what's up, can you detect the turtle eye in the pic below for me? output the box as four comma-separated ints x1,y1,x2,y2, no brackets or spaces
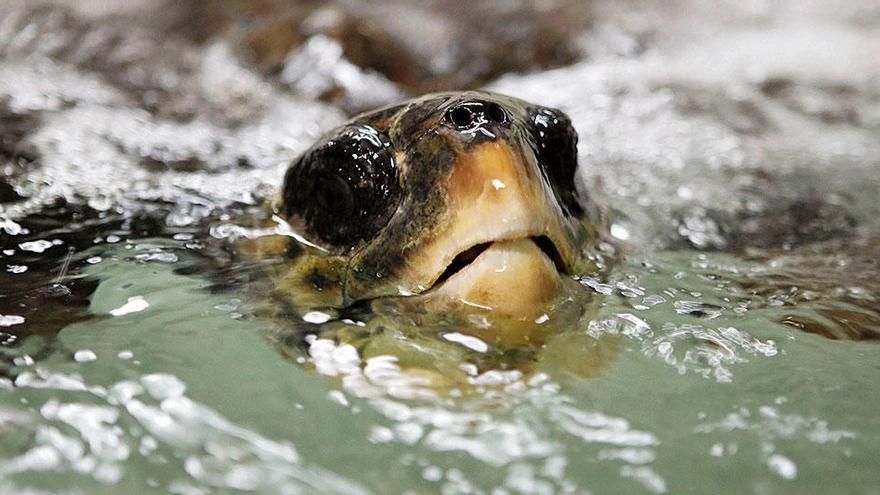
314,174,355,219
281,125,400,248
528,106,582,215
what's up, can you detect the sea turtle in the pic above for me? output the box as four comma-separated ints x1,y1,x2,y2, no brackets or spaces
249,91,618,380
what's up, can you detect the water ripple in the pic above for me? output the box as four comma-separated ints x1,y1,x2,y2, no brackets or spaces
8,367,369,494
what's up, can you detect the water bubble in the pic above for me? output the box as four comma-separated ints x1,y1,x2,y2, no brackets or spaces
367,426,394,443
0,217,23,235
141,374,186,401
18,239,56,253
74,350,97,362
13,354,34,367
578,276,614,295
327,390,349,407
441,332,489,353
422,465,443,482
767,454,797,479
610,223,631,240
134,252,179,263
308,339,360,376
0,331,17,345
673,300,723,319
303,311,332,324
620,466,667,494
0,314,25,327
109,296,149,316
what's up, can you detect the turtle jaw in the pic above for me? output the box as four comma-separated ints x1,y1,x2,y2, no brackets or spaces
419,236,565,313
430,234,566,289
384,235,585,348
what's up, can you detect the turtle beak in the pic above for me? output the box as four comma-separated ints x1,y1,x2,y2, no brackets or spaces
428,140,568,297
387,138,591,345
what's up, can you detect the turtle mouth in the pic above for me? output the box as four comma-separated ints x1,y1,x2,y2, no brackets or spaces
430,235,567,290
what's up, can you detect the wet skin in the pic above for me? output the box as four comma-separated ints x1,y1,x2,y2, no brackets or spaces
251,91,617,380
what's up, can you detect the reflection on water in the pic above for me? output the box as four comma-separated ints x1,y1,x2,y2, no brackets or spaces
2,0,880,494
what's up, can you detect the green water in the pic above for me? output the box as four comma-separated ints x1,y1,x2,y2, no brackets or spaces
2,238,878,494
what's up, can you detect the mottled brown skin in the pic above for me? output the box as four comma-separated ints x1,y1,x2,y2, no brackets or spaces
258,91,616,374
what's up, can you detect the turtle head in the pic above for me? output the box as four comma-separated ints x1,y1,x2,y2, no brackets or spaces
274,91,609,345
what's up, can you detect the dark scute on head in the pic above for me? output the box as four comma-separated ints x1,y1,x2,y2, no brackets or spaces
351,103,406,133
399,130,458,217
281,124,401,249
391,96,449,145
348,130,458,292
527,106,583,216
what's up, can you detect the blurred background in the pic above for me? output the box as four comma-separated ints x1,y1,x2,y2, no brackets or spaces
1,0,602,119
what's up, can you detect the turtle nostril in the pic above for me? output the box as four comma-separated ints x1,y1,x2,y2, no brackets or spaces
484,102,508,125
445,100,510,132
448,105,475,129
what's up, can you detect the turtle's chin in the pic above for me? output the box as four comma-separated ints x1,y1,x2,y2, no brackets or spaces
378,237,586,348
